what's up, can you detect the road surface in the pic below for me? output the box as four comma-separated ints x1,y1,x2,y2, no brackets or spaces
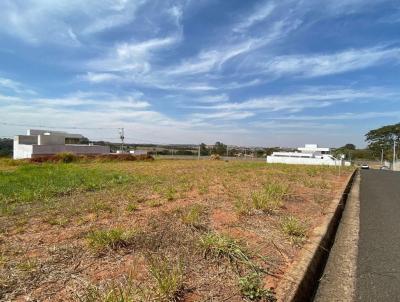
314,169,400,301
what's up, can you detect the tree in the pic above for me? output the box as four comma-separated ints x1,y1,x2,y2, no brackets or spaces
0,138,13,157
343,143,356,150
212,141,227,156
365,123,400,160
199,143,209,156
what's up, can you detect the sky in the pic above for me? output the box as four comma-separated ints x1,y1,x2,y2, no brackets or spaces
0,0,399,147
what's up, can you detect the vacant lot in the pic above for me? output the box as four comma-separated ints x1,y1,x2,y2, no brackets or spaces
0,159,352,301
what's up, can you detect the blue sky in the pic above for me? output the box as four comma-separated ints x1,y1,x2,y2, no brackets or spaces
0,0,399,147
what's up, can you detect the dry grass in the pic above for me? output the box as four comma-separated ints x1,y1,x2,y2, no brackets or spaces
0,158,353,301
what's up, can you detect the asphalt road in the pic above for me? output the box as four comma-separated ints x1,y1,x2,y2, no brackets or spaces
356,169,400,301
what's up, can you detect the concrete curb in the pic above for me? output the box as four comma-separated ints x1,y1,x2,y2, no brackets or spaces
276,169,358,302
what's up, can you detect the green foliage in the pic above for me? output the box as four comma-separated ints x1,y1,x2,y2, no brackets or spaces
56,152,78,163
199,143,209,156
86,228,136,250
212,141,227,156
0,138,13,157
239,273,276,301
148,256,184,301
0,163,129,205
365,123,400,160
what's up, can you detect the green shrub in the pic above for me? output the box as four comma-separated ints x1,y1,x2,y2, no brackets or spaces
56,152,78,163
239,273,276,301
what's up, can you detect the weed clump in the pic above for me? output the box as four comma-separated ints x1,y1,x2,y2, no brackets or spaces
199,232,250,265
281,216,307,238
180,204,206,229
252,182,288,213
239,273,276,301
126,202,138,212
86,228,136,251
148,256,184,301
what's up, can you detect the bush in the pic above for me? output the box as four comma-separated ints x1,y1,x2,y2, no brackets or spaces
56,152,78,163
239,273,276,301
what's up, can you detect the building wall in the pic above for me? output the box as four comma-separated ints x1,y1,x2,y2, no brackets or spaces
13,143,34,159
266,156,343,166
31,145,110,156
15,135,38,145
14,144,110,159
38,134,65,145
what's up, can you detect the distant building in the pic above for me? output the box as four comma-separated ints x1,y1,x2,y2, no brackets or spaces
267,144,351,166
129,150,148,155
13,129,110,159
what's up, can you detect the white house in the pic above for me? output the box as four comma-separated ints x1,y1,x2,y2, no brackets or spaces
13,129,110,159
267,144,350,166
129,150,148,155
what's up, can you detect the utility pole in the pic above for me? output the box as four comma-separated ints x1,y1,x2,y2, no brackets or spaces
393,139,396,170
381,148,384,165
198,144,200,160
119,128,125,153
226,145,229,158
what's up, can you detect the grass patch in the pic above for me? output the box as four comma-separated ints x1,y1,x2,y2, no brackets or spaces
239,273,276,301
0,163,130,205
281,216,307,239
180,204,206,229
86,228,137,251
148,256,184,301
164,187,177,201
126,202,139,212
82,278,141,302
251,182,288,213
199,232,251,265
234,196,252,216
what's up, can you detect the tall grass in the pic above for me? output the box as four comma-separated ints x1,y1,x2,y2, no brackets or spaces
252,182,288,213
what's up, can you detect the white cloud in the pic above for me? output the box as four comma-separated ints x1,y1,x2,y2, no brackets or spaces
271,111,400,121
0,77,36,95
233,2,275,32
191,111,254,120
261,46,400,78
88,36,180,73
199,88,391,112
80,72,123,83
0,0,147,45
